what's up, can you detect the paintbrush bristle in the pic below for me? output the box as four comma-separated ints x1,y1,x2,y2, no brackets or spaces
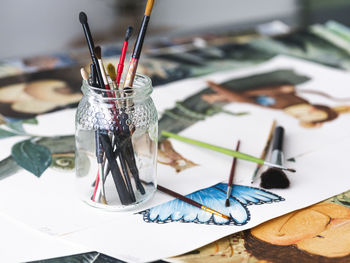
100,196,107,205
287,168,296,173
125,26,133,41
106,63,117,81
144,0,155,16
225,199,230,207
94,46,102,59
80,68,89,81
260,168,290,189
79,11,88,24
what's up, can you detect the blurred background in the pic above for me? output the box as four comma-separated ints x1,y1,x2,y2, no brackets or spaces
1,0,350,59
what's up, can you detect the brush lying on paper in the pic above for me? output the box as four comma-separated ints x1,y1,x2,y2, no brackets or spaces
161,131,296,173
78,0,155,206
251,120,276,184
225,140,240,207
153,182,230,220
260,126,291,189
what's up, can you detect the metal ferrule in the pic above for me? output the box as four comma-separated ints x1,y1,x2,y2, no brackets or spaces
270,149,284,166
226,186,232,201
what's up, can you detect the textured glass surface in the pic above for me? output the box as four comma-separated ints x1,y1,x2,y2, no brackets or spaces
75,75,158,211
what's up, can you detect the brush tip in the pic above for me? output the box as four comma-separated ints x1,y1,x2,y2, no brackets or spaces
106,63,116,80
79,11,88,24
94,46,101,59
125,26,133,41
225,199,230,207
287,168,296,173
100,196,107,205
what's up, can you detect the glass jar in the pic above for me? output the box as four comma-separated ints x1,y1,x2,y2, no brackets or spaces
75,74,158,211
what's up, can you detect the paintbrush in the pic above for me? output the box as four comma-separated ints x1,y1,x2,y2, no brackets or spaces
81,66,106,203
225,140,240,207
89,48,118,202
123,0,155,88
94,46,111,90
251,120,276,184
79,12,104,88
89,64,98,87
161,131,296,173
80,67,89,81
110,4,153,197
106,63,117,90
79,11,137,205
156,184,230,220
107,66,145,197
81,65,107,203
92,130,107,204
116,26,133,87
95,72,137,200
99,132,135,204
260,126,290,189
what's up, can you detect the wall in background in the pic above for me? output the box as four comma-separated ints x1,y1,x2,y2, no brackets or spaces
152,0,297,31
0,0,298,59
0,0,118,59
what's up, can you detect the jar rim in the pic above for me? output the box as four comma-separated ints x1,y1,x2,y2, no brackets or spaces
82,73,152,100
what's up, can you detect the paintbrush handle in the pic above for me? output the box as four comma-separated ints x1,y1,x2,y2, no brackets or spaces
272,126,284,151
99,133,134,205
228,140,240,187
124,57,138,88
251,120,276,184
79,20,104,88
157,185,201,209
161,131,296,172
161,131,264,165
123,2,152,89
132,16,150,59
116,41,128,85
157,184,229,220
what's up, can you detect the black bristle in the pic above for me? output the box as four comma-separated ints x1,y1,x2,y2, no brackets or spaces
225,199,230,207
260,168,290,189
79,11,88,24
125,26,134,41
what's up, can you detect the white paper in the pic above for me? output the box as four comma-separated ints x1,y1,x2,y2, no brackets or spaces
62,137,350,262
0,212,88,263
1,55,350,262
154,55,350,159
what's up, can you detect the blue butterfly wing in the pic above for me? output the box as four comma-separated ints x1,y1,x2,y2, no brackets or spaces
141,185,250,225
215,183,284,205
146,197,194,223
188,186,249,225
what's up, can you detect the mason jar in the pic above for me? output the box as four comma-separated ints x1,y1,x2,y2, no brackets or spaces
75,74,158,211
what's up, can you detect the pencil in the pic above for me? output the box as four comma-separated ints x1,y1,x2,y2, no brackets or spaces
157,184,230,220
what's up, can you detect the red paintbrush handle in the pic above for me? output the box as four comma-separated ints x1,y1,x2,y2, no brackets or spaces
116,41,128,85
